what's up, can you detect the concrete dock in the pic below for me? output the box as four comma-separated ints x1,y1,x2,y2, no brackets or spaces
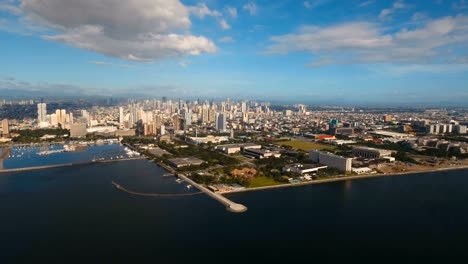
178,174,247,213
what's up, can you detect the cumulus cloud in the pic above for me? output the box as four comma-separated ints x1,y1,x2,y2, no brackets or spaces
266,15,468,66
226,6,237,18
219,19,230,30
243,2,257,15
17,0,217,61
379,0,407,20
188,3,221,19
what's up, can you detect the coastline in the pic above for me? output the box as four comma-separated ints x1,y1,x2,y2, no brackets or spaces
220,165,468,195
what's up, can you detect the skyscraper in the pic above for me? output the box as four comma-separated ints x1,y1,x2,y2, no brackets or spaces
216,113,226,132
119,107,124,126
1,119,9,137
37,103,47,123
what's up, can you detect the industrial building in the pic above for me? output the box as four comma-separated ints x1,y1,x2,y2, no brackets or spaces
310,150,352,172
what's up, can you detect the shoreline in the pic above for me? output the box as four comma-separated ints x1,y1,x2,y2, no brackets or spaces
220,165,468,195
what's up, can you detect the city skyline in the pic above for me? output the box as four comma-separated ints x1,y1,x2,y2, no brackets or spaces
0,0,467,105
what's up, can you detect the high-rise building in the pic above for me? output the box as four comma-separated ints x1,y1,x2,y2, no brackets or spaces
119,107,124,126
216,113,227,132
173,115,181,131
454,125,467,134
37,103,47,123
60,109,67,125
1,119,9,137
81,110,90,123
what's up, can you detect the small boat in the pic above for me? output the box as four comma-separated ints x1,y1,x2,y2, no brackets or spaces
186,184,192,189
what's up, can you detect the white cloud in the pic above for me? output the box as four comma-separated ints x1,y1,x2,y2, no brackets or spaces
17,0,217,61
179,60,189,67
188,3,221,19
243,2,257,16
266,15,468,66
0,3,22,15
359,0,375,7
226,6,237,18
219,36,234,43
379,0,407,20
303,0,330,9
90,61,134,68
411,12,427,21
219,19,230,30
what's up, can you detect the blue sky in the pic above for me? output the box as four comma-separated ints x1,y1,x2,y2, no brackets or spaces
0,0,467,105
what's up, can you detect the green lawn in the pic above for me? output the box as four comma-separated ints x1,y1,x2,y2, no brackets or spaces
249,176,282,188
277,140,337,151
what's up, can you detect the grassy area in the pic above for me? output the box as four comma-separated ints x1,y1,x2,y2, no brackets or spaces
248,176,282,188
277,140,337,152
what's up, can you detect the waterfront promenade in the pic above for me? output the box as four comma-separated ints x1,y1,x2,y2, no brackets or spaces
222,165,468,195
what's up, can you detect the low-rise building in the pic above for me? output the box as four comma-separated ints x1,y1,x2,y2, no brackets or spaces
352,147,393,159
215,143,261,154
243,148,281,159
282,163,328,174
188,135,229,144
167,157,205,168
70,123,87,137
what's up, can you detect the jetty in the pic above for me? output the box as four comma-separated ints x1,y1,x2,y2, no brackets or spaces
178,173,247,213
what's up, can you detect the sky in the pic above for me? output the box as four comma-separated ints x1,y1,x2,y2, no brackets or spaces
0,0,467,105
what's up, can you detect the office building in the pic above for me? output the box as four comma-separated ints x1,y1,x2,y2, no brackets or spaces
352,147,393,159
243,148,281,159
1,119,9,137
454,125,467,134
216,113,226,132
119,107,124,126
310,150,352,172
330,127,354,136
37,103,47,123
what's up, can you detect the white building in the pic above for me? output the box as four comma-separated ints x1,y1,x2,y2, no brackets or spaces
310,150,352,172
454,125,467,134
37,103,47,123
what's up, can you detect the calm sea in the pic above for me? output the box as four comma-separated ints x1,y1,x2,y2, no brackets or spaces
1,158,468,261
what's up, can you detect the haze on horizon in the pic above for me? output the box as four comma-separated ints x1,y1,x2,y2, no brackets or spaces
0,0,467,105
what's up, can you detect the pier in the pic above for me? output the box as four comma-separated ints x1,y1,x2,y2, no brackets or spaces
178,173,248,213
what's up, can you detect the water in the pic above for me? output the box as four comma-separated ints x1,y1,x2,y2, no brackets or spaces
1,159,468,261
0,144,131,169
